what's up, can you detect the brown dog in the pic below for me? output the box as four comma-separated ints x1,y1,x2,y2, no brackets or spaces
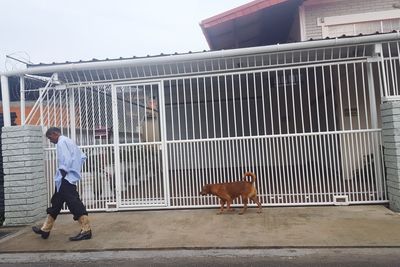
200,172,262,215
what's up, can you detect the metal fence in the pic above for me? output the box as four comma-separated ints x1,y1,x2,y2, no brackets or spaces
22,41,392,211
380,41,400,100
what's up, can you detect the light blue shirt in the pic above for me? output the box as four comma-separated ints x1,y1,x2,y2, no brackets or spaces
55,136,87,192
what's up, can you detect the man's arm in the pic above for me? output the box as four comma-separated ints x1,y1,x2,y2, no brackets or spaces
57,139,73,177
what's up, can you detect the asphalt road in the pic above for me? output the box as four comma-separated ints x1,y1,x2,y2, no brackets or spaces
1,248,400,267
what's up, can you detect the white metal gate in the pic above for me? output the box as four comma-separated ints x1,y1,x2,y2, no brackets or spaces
22,41,394,211
38,82,168,210
164,60,386,207
112,82,167,208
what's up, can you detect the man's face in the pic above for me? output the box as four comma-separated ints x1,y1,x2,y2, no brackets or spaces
46,132,60,144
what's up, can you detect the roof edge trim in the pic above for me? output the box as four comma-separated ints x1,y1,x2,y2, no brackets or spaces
2,32,400,77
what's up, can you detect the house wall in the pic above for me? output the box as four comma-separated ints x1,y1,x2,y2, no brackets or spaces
302,0,397,40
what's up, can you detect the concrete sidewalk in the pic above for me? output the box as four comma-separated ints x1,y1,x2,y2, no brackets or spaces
0,205,400,253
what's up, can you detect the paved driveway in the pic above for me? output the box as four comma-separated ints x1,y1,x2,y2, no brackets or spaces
0,205,400,253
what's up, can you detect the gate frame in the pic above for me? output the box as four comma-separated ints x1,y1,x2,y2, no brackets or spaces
111,80,170,209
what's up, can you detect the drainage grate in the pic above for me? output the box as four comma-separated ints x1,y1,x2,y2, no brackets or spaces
333,195,349,206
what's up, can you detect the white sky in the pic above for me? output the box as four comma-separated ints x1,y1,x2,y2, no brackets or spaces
0,0,250,73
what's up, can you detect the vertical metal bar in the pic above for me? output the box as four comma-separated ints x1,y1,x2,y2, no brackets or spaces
358,131,367,201
300,135,308,203
361,65,372,200
175,82,183,206
217,76,225,182
111,84,122,208
137,85,142,143
203,77,209,139
88,87,94,145
320,66,328,202
188,78,195,140
314,66,325,202
307,134,315,203
276,71,282,134
371,132,380,200
136,85,146,201
209,77,216,139
232,75,238,137
379,133,387,200
366,61,382,200
121,87,127,144
1,75,11,126
182,79,189,141
329,65,340,196
287,135,294,203
253,73,259,135
375,44,389,98
93,146,99,210
283,71,289,134
353,64,362,202
128,86,135,143
170,97,177,206
195,141,201,207
176,79,182,141
51,87,55,127
196,78,202,140
337,64,349,196
19,76,25,125
69,88,76,142
261,72,267,135
278,136,285,203
239,74,245,137
268,72,274,134
396,42,400,96
227,76,234,179
143,86,150,203
78,88,82,145
298,68,307,202
387,42,397,95
150,86,156,204
367,63,378,130
103,86,109,145
225,75,231,137
216,76,223,138
264,137,270,204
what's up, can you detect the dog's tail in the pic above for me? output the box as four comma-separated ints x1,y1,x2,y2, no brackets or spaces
242,172,256,184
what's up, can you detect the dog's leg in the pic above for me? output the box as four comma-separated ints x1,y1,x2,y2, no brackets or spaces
239,199,248,215
251,196,262,213
226,200,234,213
227,200,235,212
218,199,226,214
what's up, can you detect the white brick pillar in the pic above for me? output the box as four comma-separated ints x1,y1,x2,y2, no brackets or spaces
381,101,400,212
1,125,47,226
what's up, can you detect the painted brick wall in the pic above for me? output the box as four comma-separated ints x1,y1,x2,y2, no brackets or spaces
381,101,400,212
1,125,47,226
304,0,397,40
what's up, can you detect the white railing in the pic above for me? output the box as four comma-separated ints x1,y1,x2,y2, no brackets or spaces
167,130,385,207
379,41,400,101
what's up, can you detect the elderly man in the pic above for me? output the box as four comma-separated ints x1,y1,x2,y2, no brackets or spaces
32,127,92,241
